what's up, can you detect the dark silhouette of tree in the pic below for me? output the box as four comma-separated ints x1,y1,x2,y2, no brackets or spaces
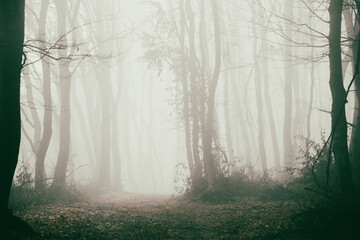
0,0,36,237
0,0,25,216
348,0,360,192
328,0,354,194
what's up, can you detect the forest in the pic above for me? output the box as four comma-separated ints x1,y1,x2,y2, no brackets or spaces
1,0,360,239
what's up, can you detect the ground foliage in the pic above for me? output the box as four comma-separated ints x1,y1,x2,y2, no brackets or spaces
14,192,308,240
9,138,360,239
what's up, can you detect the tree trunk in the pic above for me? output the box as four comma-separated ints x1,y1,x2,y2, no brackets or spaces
35,0,52,191
283,0,294,168
186,1,202,183
350,57,360,189
203,0,221,189
219,0,234,163
328,0,354,194
0,0,25,214
97,69,112,188
179,0,195,184
251,5,267,172
259,5,280,169
342,0,360,189
112,63,123,191
52,0,72,191
306,7,315,146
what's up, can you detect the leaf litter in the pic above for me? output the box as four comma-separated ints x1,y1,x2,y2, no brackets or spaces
15,193,306,239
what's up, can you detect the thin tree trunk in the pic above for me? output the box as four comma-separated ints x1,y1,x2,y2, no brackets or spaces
283,0,294,168
223,73,234,162
219,0,234,163
186,1,202,182
307,3,315,145
112,63,123,191
179,0,195,183
52,0,72,191
251,5,267,172
97,69,112,188
35,0,52,191
259,6,281,169
203,0,221,189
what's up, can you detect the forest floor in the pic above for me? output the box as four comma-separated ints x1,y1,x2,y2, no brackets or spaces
12,192,317,240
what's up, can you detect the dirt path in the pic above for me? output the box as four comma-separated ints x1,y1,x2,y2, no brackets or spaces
15,193,303,239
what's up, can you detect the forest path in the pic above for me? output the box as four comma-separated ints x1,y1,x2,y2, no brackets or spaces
15,193,303,239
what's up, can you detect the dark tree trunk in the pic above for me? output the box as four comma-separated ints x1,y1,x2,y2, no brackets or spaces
328,0,354,194
343,0,360,190
350,65,360,190
0,0,25,214
350,36,360,191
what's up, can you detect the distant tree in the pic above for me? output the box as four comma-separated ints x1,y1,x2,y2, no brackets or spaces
34,0,52,192
202,0,221,190
250,3,267,173
283,0,295,168
51,0,74,191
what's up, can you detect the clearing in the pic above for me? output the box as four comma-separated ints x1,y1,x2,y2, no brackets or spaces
14,192,308,239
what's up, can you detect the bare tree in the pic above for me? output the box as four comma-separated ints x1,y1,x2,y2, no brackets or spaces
328,0,353,194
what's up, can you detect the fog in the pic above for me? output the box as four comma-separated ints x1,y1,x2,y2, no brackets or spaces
15,0,357,195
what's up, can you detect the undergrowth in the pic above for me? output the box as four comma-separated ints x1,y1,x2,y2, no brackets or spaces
9,162,81,210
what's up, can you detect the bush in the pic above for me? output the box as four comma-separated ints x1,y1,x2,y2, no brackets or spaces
9,160,81,210
288,134,340,193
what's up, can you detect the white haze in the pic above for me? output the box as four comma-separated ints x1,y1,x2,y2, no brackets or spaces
16,0,357,195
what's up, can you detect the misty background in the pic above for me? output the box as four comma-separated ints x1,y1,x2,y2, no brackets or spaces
15,0,357,195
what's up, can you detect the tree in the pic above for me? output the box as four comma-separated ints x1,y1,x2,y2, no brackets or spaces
0,0,36,237
202,0,221,189
51,0,73,191
328,0,354,194
251,3,267,172
283,0,295,168
186,0,203,186
34,0,52,191
0,0,25,215
347,0,360,191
